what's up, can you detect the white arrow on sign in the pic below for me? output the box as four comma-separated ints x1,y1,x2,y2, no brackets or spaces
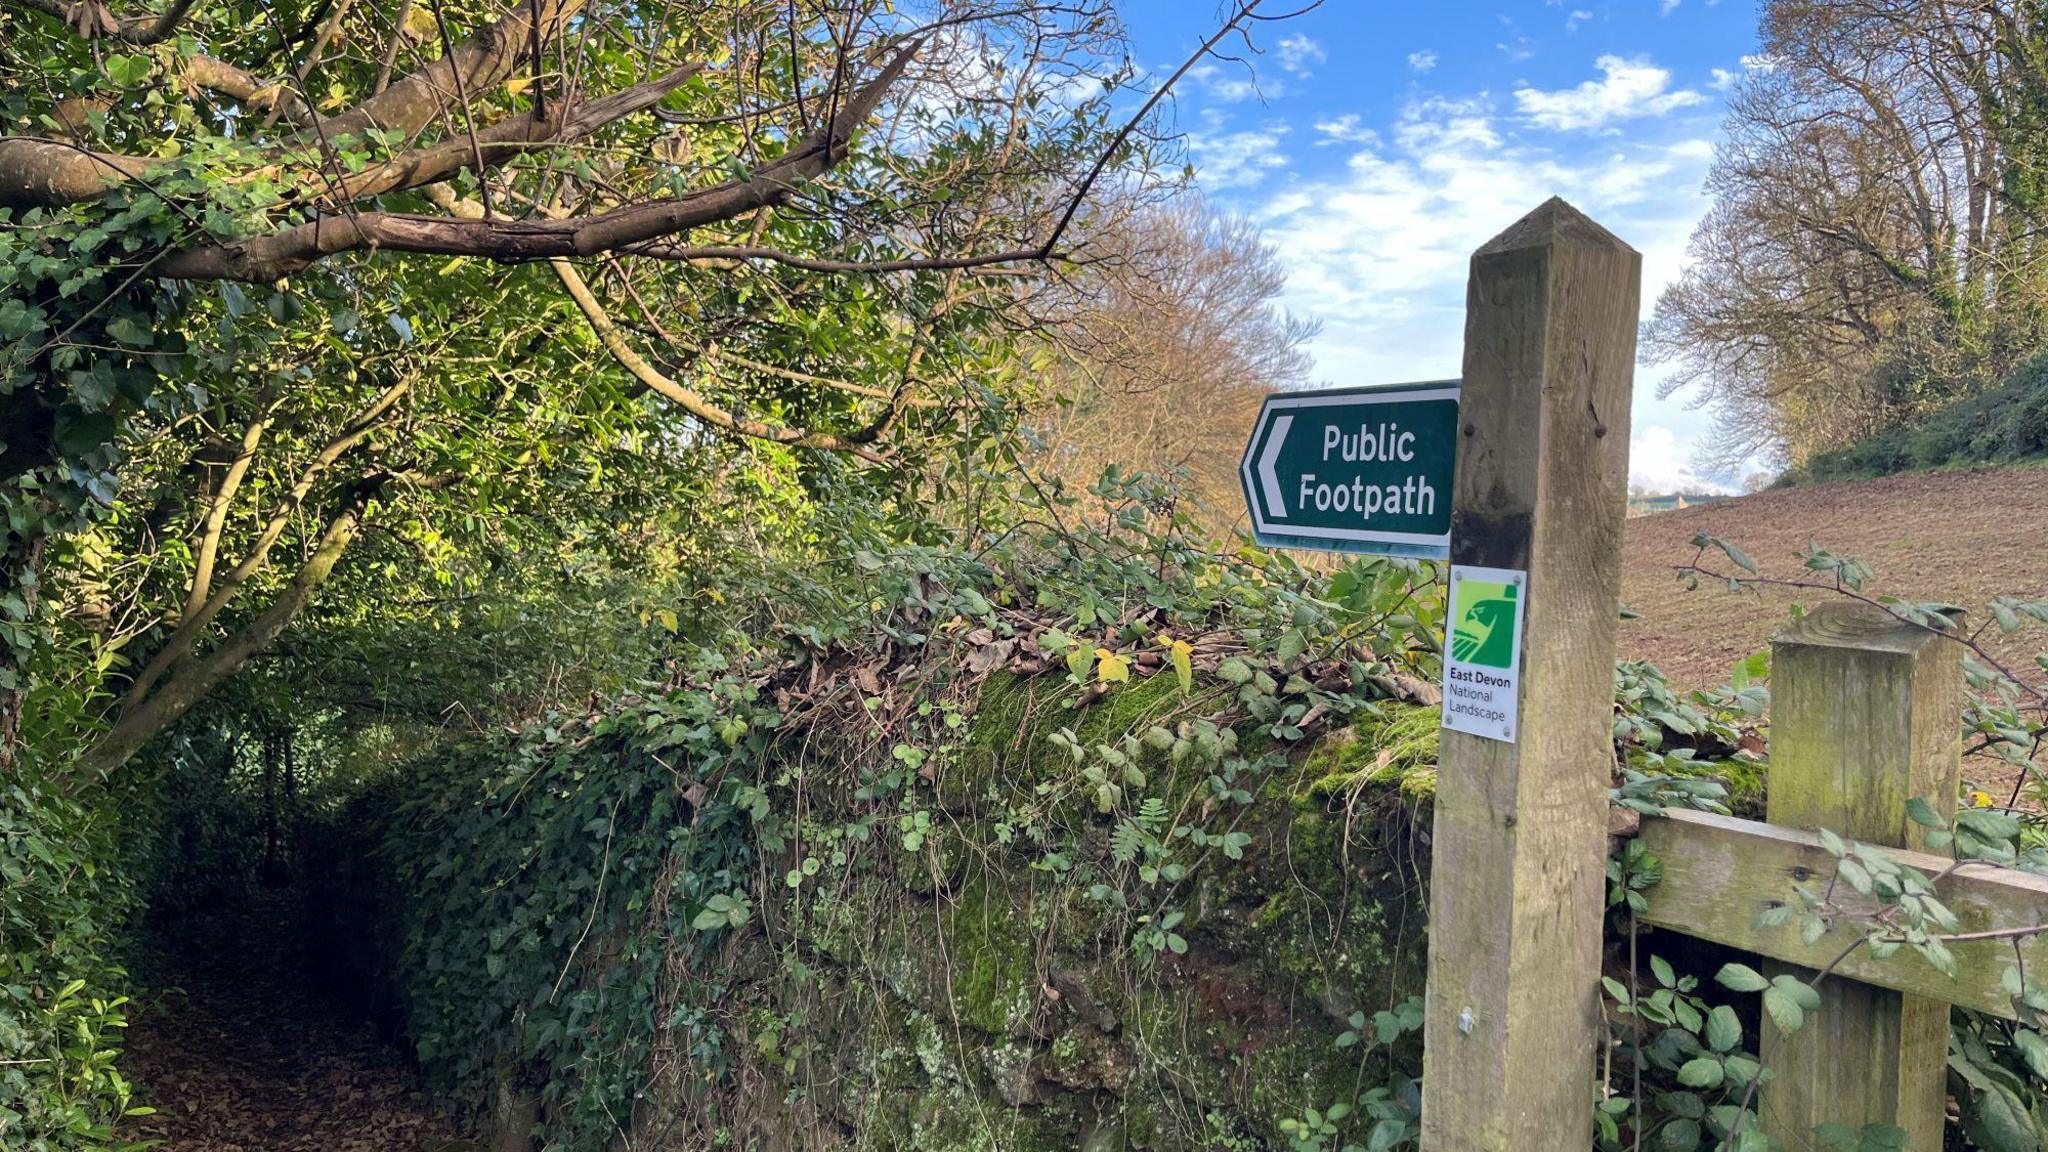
1258,414,1291,518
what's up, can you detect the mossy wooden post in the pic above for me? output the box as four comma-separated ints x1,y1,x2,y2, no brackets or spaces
1758,602,1963,1148
1420,198,1639,1149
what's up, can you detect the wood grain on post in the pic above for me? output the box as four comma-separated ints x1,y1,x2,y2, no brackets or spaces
1758,601,1963,1149
1420,198,1639,1150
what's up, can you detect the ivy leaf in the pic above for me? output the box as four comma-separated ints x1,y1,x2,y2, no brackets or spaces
1094,648,1131,685
105,316,152,347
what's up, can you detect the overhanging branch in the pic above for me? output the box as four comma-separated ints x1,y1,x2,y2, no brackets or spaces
145,43,918,281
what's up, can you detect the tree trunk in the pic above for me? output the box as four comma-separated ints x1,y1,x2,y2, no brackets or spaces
81,497,368,776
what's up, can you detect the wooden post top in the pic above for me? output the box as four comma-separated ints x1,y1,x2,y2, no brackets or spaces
1773,600,1958,658
1473,196,1639,259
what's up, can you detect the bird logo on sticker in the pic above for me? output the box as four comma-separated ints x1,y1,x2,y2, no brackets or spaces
1451,580,1518,669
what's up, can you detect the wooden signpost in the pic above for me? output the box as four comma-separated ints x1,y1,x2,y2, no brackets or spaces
1239,197,1643,1149
1417,199,1640,1150
1246,199,2012,1149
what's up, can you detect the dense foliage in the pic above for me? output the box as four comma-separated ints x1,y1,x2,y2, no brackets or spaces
1781,351,2048,484
0,765,145,1149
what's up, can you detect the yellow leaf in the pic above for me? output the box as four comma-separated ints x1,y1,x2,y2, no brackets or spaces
655,608,679,634
1170,640,1193,694
1971,790,1995,808
402,5,438,39
1095,648,1131,685
503,74,535,96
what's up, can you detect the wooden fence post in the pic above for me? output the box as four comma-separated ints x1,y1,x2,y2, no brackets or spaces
1759,602,1964,1148
1420,198,1639,1149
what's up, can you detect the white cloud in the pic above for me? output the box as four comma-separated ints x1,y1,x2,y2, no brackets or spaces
1630,426,1733,492
1186,61,1265,103
1668,138,1715,162
1187,114,1291,189
1711,52,1777,92
1514,55,1705,132
1566,8,1593,32
1497,15,1535,61
1660,0,1682,14
1313,114,1380,146
1408,50,1438,74
1238,91,1723,488
1277,34,1325,76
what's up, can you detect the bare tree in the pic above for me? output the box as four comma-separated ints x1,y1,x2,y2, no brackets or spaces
1647,0,2048,467
1027,198,1316,529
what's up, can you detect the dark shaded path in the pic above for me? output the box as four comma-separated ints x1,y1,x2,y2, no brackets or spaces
122,889,477,1152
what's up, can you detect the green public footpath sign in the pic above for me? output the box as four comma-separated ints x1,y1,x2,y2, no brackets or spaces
1238,381,1461,559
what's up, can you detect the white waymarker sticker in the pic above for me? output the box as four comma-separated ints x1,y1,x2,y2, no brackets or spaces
1440,565,1527,743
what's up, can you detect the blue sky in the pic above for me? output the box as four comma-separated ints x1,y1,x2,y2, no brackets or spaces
1115,0,1764,490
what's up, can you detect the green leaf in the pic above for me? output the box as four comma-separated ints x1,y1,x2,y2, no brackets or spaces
1716,963,1769,993
1905,797,1942,827
1958,807,2022,843
1651,955,1676,988
1658,1118,1701,1149
1762,984,1804,1034
1705,1004,1741,1053
54,409,117,457
1276,628,1307,664
1962,1080,2039,1152
1677,1057,1724,1089
2013,1029,2048,1081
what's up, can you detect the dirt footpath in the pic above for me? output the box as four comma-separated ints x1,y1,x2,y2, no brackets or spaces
122,891,477,1152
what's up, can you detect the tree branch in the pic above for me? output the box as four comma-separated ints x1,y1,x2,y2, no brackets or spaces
118,376,411,708
5,0,205,43
83,484,374,776
549,257,889,460
142,41,918,281
0,0,595,210
316,62,704,208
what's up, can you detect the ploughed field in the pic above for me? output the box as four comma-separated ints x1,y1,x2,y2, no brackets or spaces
1619,464,2048,794
1618,464,2048,685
